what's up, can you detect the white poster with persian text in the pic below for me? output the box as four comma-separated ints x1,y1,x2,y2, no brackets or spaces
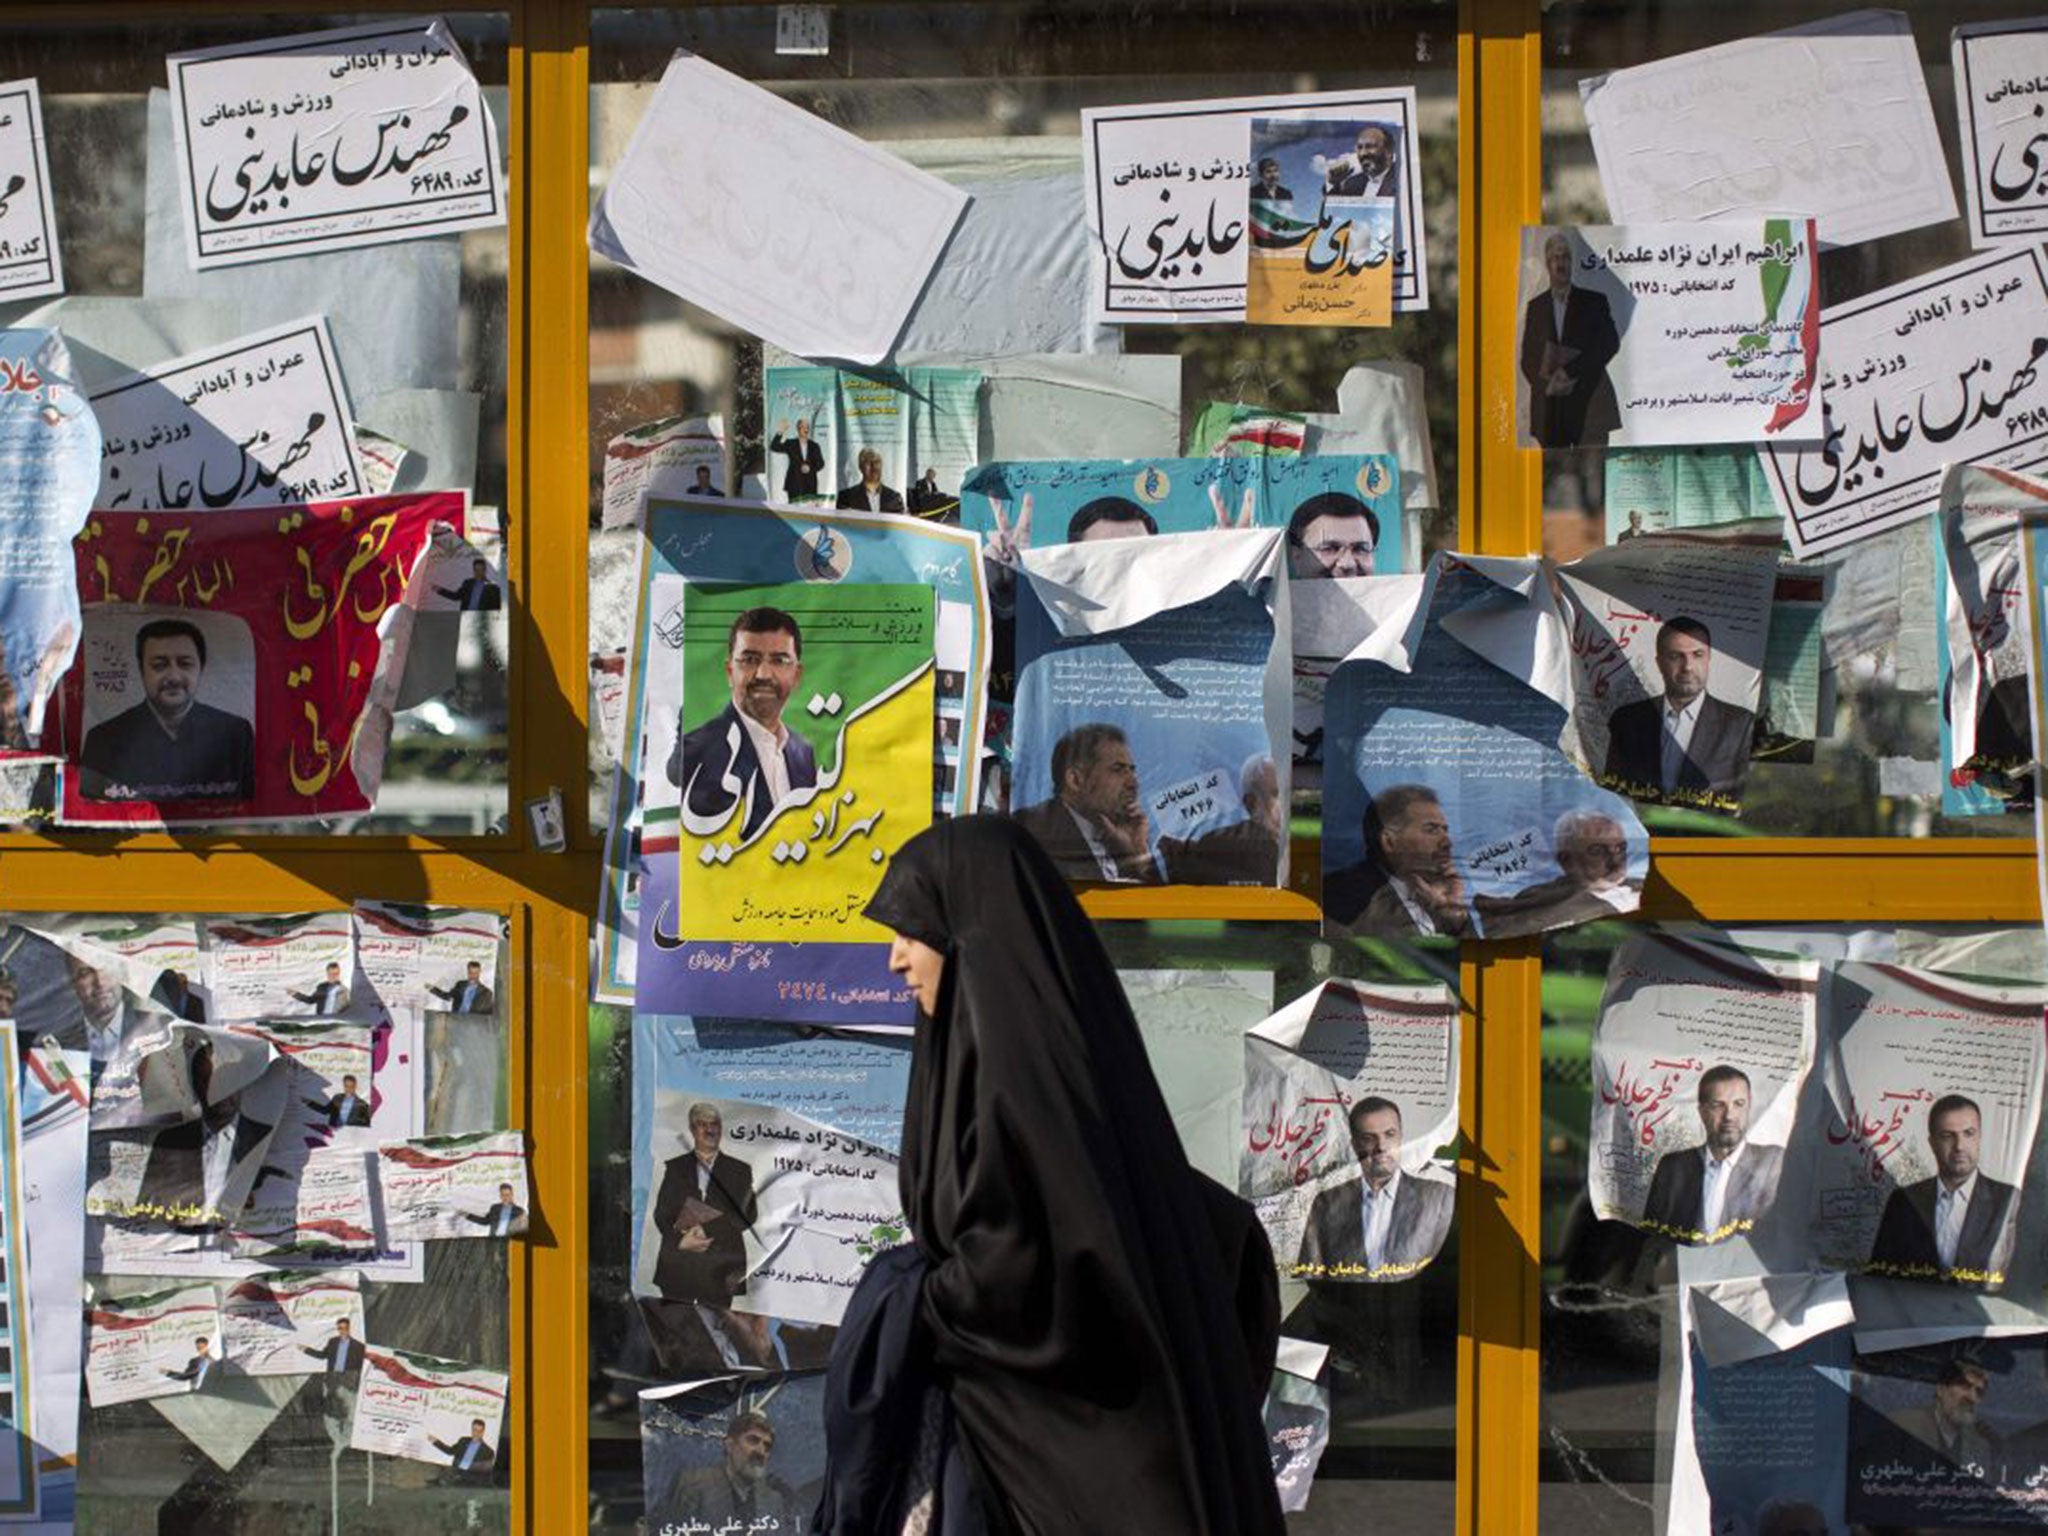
349,1347,507,1471
165,17,505,270
1581,10,1956,250
1953,19,2048,247
1760,247,2048,558
588,53,968,367
0,80,60,300
1082,87,1428,323
87,317,364,512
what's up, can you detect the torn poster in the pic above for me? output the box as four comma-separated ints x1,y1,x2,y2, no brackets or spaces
20,1039,84,1487
352,903,499,1020
55,492,462,826
961,454,1405,574
0,80,58,301
1559,520,1782,815
1124,969,1273,1186
217,1270,364,1377
1246,119,1393,327
1759,246,2048,558
589,52,968,367
0,329,98,758
1850,1335,2048,1527
83,1282,223,1406
1186,400,1307,457
376,1131,529,1240
1953,18,2048,248
218,1021,378,1261
1935,464,2045,815
0,1026,34,1516
1241,979,1459,1284
348,1347,507,1474
1289,574,1423,790
1752,562,1827,765
202,913,357,1022
87,316,365,510
608,498,987,1019
641,1374,825,1531
600,413,728,529
1587,931,1817,1245
1516,220,1821,449
1580,9,1956,249
1083,86,1427,321
1265,1338,1331,1513
1320,554,1650,940
1010,528,1290,887
1810,962,2045,1291
1603,447,1779,541
164,18,504,270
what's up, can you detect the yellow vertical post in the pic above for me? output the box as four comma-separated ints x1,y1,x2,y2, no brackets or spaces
1457,3,1545,1534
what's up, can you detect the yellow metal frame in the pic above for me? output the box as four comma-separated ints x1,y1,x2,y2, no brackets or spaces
0,2,2038,1532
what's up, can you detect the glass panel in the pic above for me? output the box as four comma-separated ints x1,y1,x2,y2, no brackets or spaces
0,13,511,837
1539,0,2022,838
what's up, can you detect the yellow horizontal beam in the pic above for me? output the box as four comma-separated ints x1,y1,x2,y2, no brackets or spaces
0,850,599,913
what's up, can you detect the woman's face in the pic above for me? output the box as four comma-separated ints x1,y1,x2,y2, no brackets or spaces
887,933,945,1014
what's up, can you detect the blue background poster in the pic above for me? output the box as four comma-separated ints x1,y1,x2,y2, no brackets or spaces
1691,1329,1851,1533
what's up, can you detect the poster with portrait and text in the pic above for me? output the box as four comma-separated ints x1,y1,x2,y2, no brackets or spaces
1246,117,1394,327
0,79,60,301
1954,19,2048,248
1936,463,2045,817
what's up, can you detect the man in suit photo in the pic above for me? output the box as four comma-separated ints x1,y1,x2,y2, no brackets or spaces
834,447,905,514
658,1408,801,1527
1296,1097,1454,1282
163,1335,225,1392
1601,617,1757,806
1879,1359,2002,1472
308,1072,372,1129
1066,496,1157,543
150,968,206,1023
431,1419,498,1483
1253,156,1294,203
689,463,724,498
300,1317,364,1378
1011,722,1161,884
289,961,350,1016
464,1181,527,1238
1285,493,1378,579
78,618,255,803
1867,1094,2019,1287
1159,753,1284,886
429,960,494,1015
1322,783,1472,937
1323,123,1399,199
650,1102,757,1306
434,557,501,612
1474,808,1640,939
768,416,825,501
1638,1064,1785,1243
1519,229,1620,448
666,607,817,841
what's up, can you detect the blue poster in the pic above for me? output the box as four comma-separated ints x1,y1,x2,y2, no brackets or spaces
0,329,99,757
960,453,1405,575
1692,1329,1851,1533
1322,556,1650,939
641,1373,826,1532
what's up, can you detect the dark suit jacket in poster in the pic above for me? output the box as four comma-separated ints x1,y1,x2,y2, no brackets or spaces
1473,874,1642,939
1867,1173,2019,1285
650,1151,757,1304
666,702,818,841
1973,672,2033,767
303,1334,363,1374
1519,284,1620,448
1601,692,1757,803
834,482,906,514
1637,1141,1785,1242
1011,797,1162,885
78,700,255,802
769,433,825,499
1294,1172,1454,1282
1158,818,1281,886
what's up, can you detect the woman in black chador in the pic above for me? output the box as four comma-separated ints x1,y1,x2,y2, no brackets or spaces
814,817,1285,1536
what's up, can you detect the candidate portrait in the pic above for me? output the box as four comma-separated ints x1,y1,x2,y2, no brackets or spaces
1286,493,1378,579
667,606,818,841
78,617,255,803
1295,1097,1453,1282
1472,808,1640,938
649,1101,758,1306
768,416,825,501
1866,1094,2019,1288
1600,617,1756,807
1011,722,1161,885
1519,229,1620,448
1637,1064,1784,1243
657,1408,801,1528
1322,783,1472,937
833,447,905,514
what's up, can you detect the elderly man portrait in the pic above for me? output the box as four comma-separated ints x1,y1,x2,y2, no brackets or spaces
1322,783,1471,936
1474,808,1640,937
1296,1097,1454,1281
1637,1065,1785,1243
667,606,818,841
1867,1094,2019,1286
659,1408,800,1527
78,618,254,802
834,447,906,514
1286,493,1379,579
1601,617,1756,805
1011,722,1161,884
650,1101,757,1306
1519,229,1620,448
1158,753,1285,886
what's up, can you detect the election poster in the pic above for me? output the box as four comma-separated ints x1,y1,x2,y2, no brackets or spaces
217,1270,365,1378
54,492,462,827
0,80,60,301
376,1131,530,1240
600,413,727,528
1320,554,1650,940
1587,931,1817,1245
1082,86,1427,321
605,497,988,1021
1751,564,1826,766
1602,446,1779,542
1849,1337,2048,1528
1246,117,1394,327
1239,979,1459,1285
640,1374,825,1533
1954,19,2048,247
0,329,97,760
1759,246,2048,558
348,1347,507,1474
1810,962,2045,1291
1009,528,1290,887
83,1282,223,1406
352,903,501,1021
763,362,982,520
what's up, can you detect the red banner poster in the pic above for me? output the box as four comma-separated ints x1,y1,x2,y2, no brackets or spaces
57,492,467,827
